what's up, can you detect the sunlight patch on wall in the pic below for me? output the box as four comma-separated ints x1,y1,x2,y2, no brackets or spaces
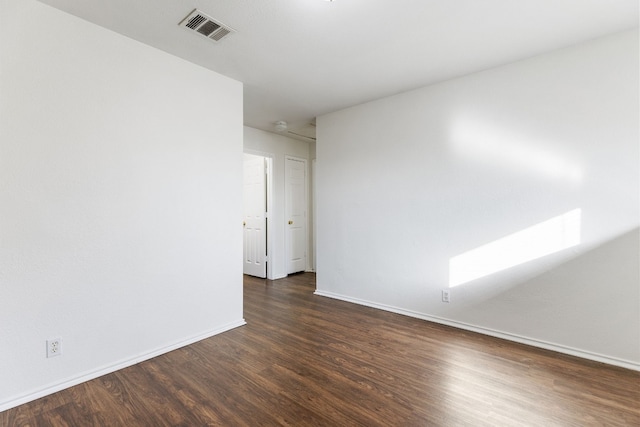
449,209,581,287
451,118,583,183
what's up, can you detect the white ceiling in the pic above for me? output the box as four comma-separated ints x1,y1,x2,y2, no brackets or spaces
38,0,638,140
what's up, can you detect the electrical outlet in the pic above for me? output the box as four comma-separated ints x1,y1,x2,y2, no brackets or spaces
442,290,450,303
46,338,62,358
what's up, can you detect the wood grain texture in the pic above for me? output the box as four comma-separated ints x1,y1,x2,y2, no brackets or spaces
2,273,638,426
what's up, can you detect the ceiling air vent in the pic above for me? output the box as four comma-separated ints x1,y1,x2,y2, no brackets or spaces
180,9,234,42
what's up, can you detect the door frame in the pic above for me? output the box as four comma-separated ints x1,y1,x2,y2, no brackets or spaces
285,155,309,274
244,150,274,280
311,158,316,273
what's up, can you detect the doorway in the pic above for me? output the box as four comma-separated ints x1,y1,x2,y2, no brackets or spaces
243,153,272,279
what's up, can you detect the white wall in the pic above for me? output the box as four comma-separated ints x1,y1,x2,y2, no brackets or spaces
0,0,244,410
316,30,639,368
243,127,311,278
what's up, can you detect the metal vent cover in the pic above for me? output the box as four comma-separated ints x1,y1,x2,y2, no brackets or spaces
179,9,234,42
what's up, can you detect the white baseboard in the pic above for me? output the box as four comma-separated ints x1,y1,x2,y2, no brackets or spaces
314,290,640,372
0,319,246,412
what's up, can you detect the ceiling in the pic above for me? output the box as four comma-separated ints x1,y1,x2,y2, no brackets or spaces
37,0,638,141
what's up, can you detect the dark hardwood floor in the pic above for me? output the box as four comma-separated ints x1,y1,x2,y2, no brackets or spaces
2,273,639,426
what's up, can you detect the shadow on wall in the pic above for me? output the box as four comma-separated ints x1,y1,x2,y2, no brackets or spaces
448,227,640,357
449,208,582,288
450,227,639,304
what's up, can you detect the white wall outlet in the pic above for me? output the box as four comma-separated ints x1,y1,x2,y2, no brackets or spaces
46,338,62,358
442,289,451,303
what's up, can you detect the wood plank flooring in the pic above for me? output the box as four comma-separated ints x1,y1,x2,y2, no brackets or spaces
2,273,639,426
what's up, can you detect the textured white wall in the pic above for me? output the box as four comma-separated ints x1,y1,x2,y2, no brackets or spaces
243,127,311,278
316,30,639,368
0,0,243,410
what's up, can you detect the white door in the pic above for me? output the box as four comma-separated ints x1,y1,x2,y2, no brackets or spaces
285,156,307,274
243,154,267,278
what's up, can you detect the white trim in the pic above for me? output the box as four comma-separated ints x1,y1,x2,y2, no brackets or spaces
265,157,274,280
311,159,317,273
313,290,640,372
0,319,246,412
244,148,274,159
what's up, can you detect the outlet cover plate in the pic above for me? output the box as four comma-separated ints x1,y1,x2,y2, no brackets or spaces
46,338,62,358
442,290,451,303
